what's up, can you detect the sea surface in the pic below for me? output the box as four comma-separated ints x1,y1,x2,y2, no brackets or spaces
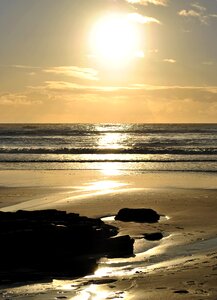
0,123,217,172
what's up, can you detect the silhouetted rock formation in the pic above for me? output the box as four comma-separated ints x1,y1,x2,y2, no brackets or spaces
143,232,163,241
115,208,160,223
0,209,134,284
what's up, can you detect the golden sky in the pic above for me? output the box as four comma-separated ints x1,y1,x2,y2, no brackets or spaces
0,0,216,123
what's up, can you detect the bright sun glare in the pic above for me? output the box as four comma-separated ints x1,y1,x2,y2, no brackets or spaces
90,14,140,66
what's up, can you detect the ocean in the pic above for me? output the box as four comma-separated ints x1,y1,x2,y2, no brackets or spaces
0,123,217,172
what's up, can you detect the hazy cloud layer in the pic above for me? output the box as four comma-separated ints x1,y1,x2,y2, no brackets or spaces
0,93,29,105
29,80,217,98
12,65,40,70
126,0,168,6
1,83,216,122
44,66,99,81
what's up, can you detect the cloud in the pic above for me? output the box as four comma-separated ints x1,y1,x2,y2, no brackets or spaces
42,81,91,92
130,84,217,94
40,83,217,122
202,61,214,66
44,66,98,81
33,80,217,96
178,4,212,24
179,10,201,18
128,13,161,24
191,3,206,12
163,59,176,63
126,0,168,6
2,83,217,123
12,65,40,70
0,93,38,105
36,81,135,94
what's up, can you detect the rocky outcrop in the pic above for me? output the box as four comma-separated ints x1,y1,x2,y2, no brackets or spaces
115,208,160,223
0,209,134,284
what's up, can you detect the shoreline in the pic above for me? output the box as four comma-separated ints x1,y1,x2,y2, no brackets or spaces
0,170,217,299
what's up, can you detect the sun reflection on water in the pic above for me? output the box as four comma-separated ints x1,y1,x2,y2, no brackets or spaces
97,132,126,150
94,125,131,174
96,124,129,151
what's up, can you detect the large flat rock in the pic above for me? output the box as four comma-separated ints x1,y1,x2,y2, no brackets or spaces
0,209,134,284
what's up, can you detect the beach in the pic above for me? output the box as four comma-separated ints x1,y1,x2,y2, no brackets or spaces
0,169,217,299
1,0,217,295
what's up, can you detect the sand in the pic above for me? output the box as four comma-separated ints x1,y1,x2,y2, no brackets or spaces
0,170,217,299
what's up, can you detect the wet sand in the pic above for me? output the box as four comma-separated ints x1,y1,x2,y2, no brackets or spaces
0,170,217,299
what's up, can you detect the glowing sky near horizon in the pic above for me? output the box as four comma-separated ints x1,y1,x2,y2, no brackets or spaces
0,0,216,123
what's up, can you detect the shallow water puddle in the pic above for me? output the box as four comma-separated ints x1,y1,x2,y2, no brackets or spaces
187,236,217,252
66,284,126,300
101,214,170,223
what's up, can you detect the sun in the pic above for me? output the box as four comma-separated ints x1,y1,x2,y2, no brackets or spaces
90,13,140,67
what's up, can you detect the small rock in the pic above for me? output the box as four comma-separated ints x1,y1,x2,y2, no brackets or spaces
143,232,163,241
115,208,160,223
90,279,117,285
174,290,189,294
104,235,134,258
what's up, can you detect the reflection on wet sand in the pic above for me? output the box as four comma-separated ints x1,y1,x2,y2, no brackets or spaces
92,235,171,278
100,162,123,175
1,179,142,212
82,180,127,191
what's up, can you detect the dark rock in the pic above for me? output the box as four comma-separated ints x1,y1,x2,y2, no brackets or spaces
90,279,117,285
174,290,189,294
103,235,134,258
115,208,160,223
0,209,134,284
143,232,163,241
